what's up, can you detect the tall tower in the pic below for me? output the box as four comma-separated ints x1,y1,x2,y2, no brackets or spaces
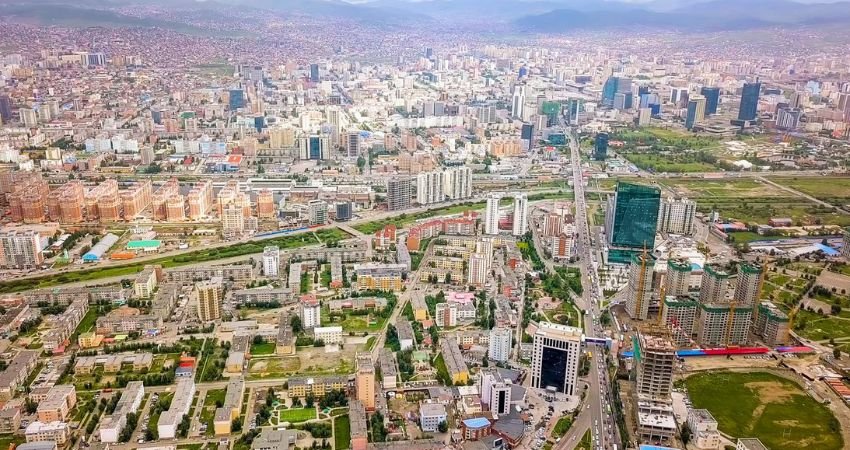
734,263,763,307
484,193,501,235
355,353,375,411
738,81,761,121
512,193,528,236
196,278,223,322
665,258,692,297
699,264,730,304
530,322,582,395
626,252,654,320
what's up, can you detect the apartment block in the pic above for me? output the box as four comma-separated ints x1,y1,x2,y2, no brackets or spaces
287,376,347,398
0,229,43,269
753,301,790,346
439,337,469,384
36,385,76,422
355,353,375,411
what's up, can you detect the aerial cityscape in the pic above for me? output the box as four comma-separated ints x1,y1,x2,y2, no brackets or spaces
1,1,850,450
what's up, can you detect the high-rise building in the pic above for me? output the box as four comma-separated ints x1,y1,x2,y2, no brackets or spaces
699,264,730,304
308,200,328,226
512,193,528,236
298,135,329,160
263,246,279,277
738,81,761,121
443,167,472,200
0,95,12,122
228,89,244,111
480,368,512,416
416,171,444,205
346,132,360,157
657,197,696,235
665,258,692,297
605,181,661,263
257,189,275,219
488,327,512,363
662,295,698,347
0,230,43,269
734,263,763,307
269,126,296,148
776,107,802,130
196,278,223,322
634,333,675,402
530,322,582,395
310,64,320,82
467,253,488,286
670,87,689,107
187,181,213,220
335,202,352,222
602,76,632,107
221,204,245,239
626,252,655,320
700,87,720,115
685,96,706,130
594,133,608,160
386,177,412,211
19,108,37,127
484,193,501,235
753,301,790,346
301,297,321,329
355,354,375,411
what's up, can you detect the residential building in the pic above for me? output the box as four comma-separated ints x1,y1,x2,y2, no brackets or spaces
134,265,161,298
349,399,369,450
396,319,415,351
657,197,696,235
354,263,405,291
36,385,76,423
687,409,721,450
263,246,280,277
484,193,501,235
467,253,488,286
737,438,768,450
387,177,412,211
530,322,581,395
307,200,327,226
480,368,512,416
661,295,698,347
300,296,321,329
753,301,790,346
634,334,675,402
313,326,342,345
158,378,195,439
625,252,655,320
0,230,43,269
488,327,512,363
286,376,347,398
416,170,444,205
355,353,375,411
512,193,528,236
379,350,398,389
419,403,447,432
197,277,224,321
0,351,44,400
443,166,472,200
99,381,144,443
25,421,68,445
214,377,245,435
435,302,458,328
440,337,469,384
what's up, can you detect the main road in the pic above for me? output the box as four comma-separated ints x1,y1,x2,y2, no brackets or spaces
555,125,621,450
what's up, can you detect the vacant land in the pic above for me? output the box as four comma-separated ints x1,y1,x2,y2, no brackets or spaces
0,227,349,294
685,371,842,450
247,357,301,380
772,176,850,207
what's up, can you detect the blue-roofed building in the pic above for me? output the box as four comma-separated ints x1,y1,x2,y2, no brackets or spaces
83,233,120,262
639,445,681,450
461,417,491,440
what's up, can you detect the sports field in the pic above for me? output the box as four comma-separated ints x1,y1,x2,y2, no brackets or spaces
685,371,843,450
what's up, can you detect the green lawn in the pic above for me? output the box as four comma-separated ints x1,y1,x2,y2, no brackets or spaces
200,389,226,436
338,314,385,332
353,202,485,234
771,176,850,206
795,311,850,341
71,308,98,341
685,371,842,450
278,407,317,423
0,227,349,294
622,153,719,173
552,416,572,438
334,414,351,450
0,434,25,450
250,341,277,356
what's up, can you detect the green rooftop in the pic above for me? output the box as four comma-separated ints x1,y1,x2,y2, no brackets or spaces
127,240,162,249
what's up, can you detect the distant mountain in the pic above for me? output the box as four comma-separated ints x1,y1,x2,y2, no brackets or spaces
514,0,850,31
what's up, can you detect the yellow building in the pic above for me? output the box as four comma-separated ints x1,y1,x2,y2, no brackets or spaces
213,378,245,435
354,263,405,292
355,354,375,411
411,293,428,321
287,376,347,398
78,332,103,349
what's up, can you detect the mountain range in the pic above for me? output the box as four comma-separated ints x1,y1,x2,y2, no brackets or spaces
1,0,850,32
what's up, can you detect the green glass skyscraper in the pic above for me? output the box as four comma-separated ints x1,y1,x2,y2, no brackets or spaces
605,181,661,263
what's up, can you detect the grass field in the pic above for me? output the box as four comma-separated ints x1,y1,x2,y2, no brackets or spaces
200,389,227,436
250,341,277,356
334,414,351,450
278,407,317,423
622,153,718,173
685,371,842,450
772,176,850,206
247,357,301,380
0,434,25,450
0,227,349,294
795,310,850,341
552,416,572,438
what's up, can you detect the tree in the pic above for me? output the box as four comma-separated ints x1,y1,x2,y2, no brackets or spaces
681,423,692,445
291,316,303,334
834,348,842,359
832,304,842,316
438,420,448,433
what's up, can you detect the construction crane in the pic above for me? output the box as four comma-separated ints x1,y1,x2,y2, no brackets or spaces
635,246,649,320
725,301,737,348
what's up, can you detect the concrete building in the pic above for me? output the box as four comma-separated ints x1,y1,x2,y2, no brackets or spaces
99,381,144,443
687,409,722,450
36,385,76,423
262,246,280,277
307,200,327,226
0,230,43,269
416,170,444,205
734,263,763,307
0,351,42,400
512,193,528,236
287,376,347,398
665,258,692,296
626,252,655,320
300,296,321,329
354,263,405,291
842,229,850,260
753,301,790,346
379,350,398,390
419,403,447,432
387,177,412,211
197,277,223,322
530,322,582,395
480,368,512,416
134,264,161,298
355,353,375,411
736,438,768,450
443,166,472,200
700,264,731,304
634,334,675,402
313,326,342,344
251,429,298,450
349,400,369,450
697,303,752,348
396,319,415,351
467,253,488,286
440,337,469,384
484,193,501,235
661,295,698,347
488,327,512,363
158,378,195,439
25,421,68,445
657,197,696,235
214,377,245,435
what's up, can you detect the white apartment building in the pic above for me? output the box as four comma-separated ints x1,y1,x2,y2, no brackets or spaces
419,403,447,432
416,170,444,205
300,298,321,329
443,166,472,200
467,253,488,285
262,246,280,277
313,326,343,345
158,379,195,439
488,327,512,362
484,193,501,235
657,197,696,235
512,193,528,236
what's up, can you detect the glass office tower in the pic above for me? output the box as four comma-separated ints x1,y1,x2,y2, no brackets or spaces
605,181,661,263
